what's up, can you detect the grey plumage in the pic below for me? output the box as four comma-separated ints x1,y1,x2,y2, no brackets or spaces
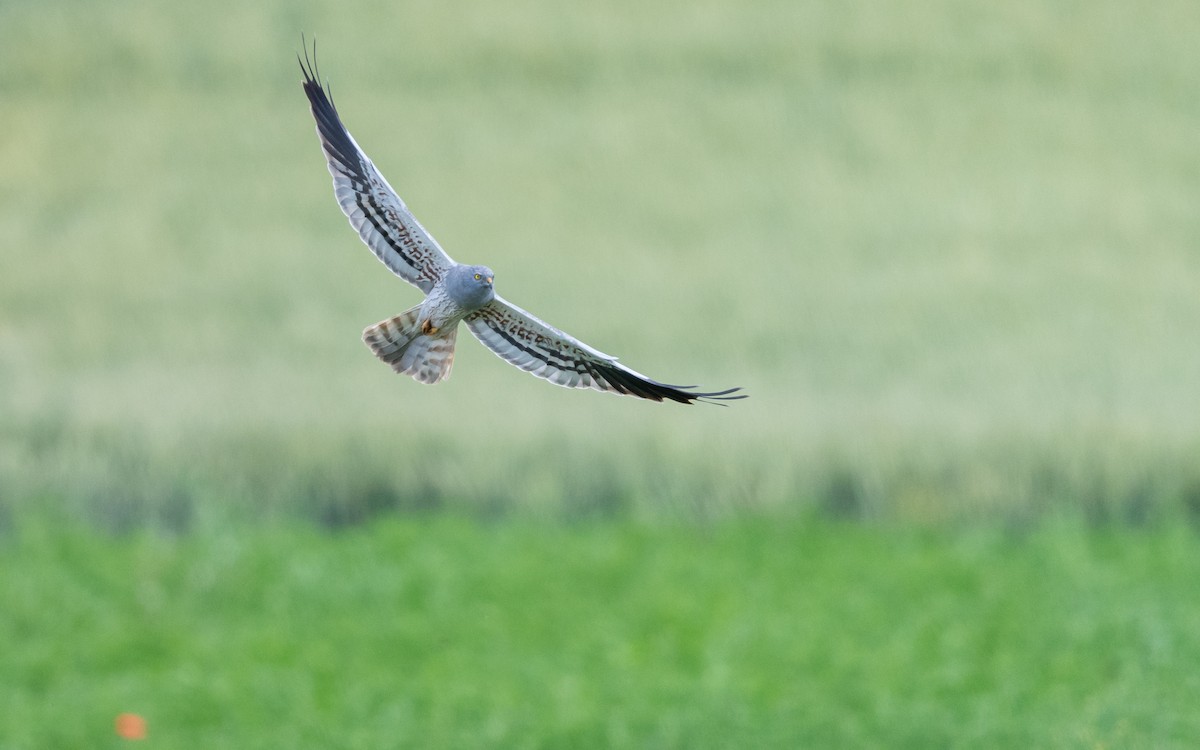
299,42,744,404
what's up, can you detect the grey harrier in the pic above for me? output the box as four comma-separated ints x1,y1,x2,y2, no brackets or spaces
299,45,744,405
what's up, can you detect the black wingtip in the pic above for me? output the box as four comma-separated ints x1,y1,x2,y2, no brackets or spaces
673,386,747,406
597,362,746,405
298,34,337,113
298,34,324,97
691,387,748,406
297,36,367,174
655,383,747,405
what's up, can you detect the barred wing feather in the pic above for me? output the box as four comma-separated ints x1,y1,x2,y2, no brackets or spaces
299,49,453,293
466,298,745,405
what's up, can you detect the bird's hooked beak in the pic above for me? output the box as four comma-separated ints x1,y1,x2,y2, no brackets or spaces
485,276,494,285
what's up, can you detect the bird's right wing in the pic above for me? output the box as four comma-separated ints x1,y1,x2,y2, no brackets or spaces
299,43,453,294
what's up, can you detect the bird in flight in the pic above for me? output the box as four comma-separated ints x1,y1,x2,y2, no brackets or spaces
298,43,744,404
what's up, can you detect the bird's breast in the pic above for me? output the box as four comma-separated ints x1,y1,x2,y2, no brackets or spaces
419,285,466,331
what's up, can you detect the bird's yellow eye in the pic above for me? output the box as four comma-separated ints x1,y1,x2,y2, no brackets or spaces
474,273,481,280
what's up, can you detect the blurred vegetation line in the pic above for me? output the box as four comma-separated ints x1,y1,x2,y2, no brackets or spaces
1,0,1197,529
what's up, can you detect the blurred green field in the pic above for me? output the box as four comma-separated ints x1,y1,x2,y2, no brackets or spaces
3,1,1200,745
2,0,1197,524
4,518,1200,748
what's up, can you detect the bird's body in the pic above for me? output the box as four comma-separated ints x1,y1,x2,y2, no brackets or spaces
299,43,744,404
363,264,494,383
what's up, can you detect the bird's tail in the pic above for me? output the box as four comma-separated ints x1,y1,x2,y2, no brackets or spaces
362,306,457,384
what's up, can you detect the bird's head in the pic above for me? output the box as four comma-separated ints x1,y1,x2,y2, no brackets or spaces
447,263,495,310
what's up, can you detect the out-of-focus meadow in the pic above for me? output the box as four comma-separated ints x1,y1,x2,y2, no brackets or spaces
2,0,1199,745
3,0,1197,526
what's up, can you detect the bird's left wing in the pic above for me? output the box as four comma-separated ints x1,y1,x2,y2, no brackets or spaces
299,44,453,294
465,297,745,404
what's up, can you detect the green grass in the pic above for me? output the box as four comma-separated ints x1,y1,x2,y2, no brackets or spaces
3,517,1199,748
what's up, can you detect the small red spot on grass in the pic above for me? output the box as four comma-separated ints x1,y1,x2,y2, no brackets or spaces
115,713,147,740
